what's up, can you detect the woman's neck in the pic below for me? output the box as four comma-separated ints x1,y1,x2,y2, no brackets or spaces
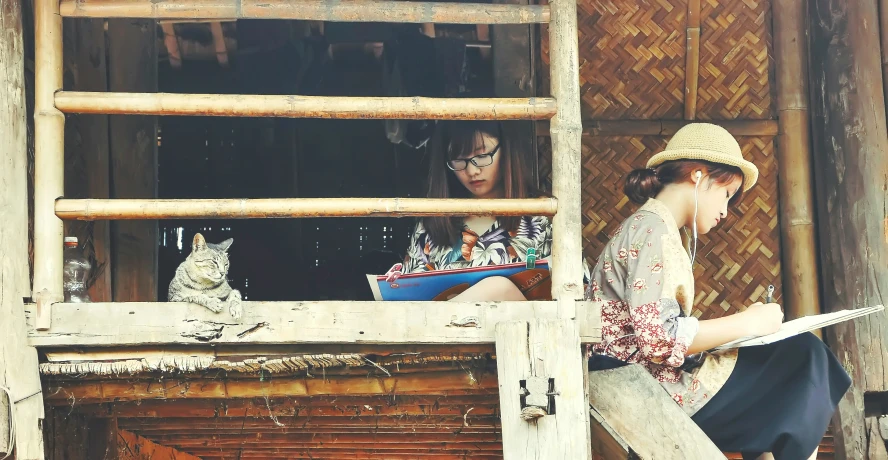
653,187,693,229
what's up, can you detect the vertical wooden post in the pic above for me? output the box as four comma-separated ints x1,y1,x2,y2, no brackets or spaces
684,0,700,120
492,0,538,195
33,0,66,330
496,319,592,460
772,0,821,323
809,0,888,457
548,0,584,317
0,0,47,457
86,418,119,460
108,19,159,302
63,17,113,302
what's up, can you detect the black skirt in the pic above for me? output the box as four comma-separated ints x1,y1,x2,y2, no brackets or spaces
691,332,851,460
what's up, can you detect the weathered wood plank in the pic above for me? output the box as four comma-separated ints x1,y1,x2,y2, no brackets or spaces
0,0,47,456
118,429,201,460
26,301,601,346
108,19,158,303
45,370,497,402
63,395,499,416
809,0,888,457
495,319,591,460
587,365,725,459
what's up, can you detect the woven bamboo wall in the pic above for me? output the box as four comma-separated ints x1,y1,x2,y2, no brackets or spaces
538,0,781,318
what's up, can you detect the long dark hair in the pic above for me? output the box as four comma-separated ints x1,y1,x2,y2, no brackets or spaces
423,120,541,245
625,159,745,206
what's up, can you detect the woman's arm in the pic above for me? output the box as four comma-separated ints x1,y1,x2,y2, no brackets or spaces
687,302,784,354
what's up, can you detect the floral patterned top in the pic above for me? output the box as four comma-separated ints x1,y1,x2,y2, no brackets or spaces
586,198,738,416
402,216,552,273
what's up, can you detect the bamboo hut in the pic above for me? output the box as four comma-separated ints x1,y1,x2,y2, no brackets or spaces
1,0,886,458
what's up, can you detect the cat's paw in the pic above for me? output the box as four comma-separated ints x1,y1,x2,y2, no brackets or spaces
228,297,242,320
204,297,223,313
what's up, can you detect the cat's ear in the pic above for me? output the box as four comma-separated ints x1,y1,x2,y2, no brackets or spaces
192,233,207,251
216,238,233,252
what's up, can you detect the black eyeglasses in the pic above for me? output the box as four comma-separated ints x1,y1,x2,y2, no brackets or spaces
446,144,500,171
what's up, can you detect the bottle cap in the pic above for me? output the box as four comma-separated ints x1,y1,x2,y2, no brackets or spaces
64,236,78,245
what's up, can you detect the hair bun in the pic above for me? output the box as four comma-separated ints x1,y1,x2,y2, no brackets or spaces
624,168,663,204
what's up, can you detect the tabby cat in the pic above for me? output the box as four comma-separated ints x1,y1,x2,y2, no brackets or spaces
169,233,242,319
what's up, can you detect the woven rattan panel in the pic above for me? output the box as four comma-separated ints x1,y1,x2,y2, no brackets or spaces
539,135,781,320
695,0,775,120
541,0,774,121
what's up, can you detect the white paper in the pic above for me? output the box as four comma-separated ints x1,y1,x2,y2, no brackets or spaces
712,305,884,350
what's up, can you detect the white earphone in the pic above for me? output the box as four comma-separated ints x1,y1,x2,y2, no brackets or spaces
689,170,702,264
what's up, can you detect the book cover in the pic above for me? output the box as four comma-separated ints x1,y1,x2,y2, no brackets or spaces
367,260,551,301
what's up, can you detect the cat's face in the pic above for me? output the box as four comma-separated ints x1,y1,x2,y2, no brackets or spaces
184,233,232,286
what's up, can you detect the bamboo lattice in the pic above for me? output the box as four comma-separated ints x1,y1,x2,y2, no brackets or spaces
541,0,774,121
539,135,782,320
695,0,774,119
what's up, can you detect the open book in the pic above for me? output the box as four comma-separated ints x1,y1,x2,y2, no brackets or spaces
712,305,885,350
367,260,551,301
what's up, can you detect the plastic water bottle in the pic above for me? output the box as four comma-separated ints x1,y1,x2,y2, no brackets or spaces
63,236,92,303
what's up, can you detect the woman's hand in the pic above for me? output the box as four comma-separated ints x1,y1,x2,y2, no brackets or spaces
384,263,403,283
739,302,784,336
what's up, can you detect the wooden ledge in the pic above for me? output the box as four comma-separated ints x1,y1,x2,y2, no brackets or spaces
26,301,601,347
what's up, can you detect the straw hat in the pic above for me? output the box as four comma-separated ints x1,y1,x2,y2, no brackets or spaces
646,123,758,192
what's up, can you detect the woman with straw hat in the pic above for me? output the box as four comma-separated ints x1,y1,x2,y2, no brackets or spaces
586,123,850,460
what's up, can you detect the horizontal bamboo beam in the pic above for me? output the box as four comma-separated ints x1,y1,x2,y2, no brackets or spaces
535,119,779,137
60,0,550,24
26,301,602,347
55,92,556,120
56,197,558,220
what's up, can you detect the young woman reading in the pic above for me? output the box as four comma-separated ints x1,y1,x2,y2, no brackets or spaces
389,120,555,301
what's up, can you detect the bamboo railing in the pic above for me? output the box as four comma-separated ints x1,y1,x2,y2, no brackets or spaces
59,0,550,23
32,0,589,456
56,198,559,220
54,93,558,120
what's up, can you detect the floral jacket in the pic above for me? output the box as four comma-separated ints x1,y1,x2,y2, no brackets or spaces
402,216,552,273
586,198,738,416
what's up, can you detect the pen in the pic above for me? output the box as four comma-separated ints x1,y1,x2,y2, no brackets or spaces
765,285,775,303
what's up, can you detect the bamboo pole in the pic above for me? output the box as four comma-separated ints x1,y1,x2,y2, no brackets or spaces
59,0,551,24
54,92,557,120
684,0,701,120
773,0,820,324
33,0,66,331
55,198,559,220
548,0,585,310
535,119,779,137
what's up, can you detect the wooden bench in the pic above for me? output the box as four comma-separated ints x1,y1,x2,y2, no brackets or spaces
588,364,726,460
